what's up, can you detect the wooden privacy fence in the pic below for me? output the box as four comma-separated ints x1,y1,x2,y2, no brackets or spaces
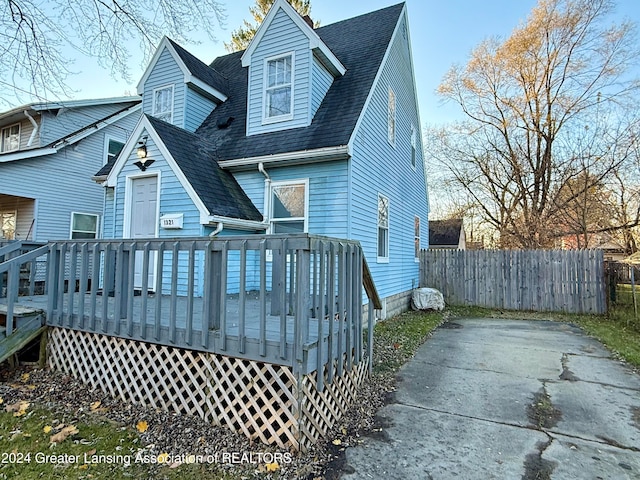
420,249,606,314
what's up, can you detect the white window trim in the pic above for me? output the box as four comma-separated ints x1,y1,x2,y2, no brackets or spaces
377,193,389,263
268,178,309,233
104,135,125,165
152,84,174,124
414,215,420,262
70,212,100,240
387,87,396,147
122,172,161,239
1,123,21,153
262,51,295,124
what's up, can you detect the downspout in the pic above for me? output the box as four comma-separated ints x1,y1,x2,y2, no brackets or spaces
24,111,38,147
209,222,224,237
258,162,271,227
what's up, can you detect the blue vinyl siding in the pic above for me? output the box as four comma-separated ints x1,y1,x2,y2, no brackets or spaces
40,104,136,146
112,133,202,240
112,132,205,295
0,110,138,242
184,87,217,132
247,8,311,135
141,48,185,128
232,160,349,239
349,14,428,301
311,56,333,119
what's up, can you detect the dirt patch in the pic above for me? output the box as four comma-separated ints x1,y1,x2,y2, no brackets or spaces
527,385,562,429
632,406,640,430
522,439,557,480
440,322,463,329
559,353,579,382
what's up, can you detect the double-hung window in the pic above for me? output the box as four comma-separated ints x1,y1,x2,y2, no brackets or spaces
1,124,20,152
377,194,389,261
106,138,124,164
411,125,417,168
388,88,396,146
270,180,307,233
414,216,421,261
264,53,293,122
0,211,16,240
153,85,174,123
70,212,99,239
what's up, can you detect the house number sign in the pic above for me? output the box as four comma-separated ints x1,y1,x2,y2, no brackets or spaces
160,214,184,229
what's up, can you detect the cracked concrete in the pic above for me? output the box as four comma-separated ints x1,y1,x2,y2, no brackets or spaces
341,318,640,479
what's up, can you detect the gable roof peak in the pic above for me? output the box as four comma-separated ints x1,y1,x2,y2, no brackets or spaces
136,37,227,102
240,0,345,76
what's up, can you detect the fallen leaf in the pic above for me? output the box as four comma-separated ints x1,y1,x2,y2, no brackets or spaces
86,449,96,456
5,401,29,413
266,462,280,472
21,373,30,383
79,464,89,470
157,453,169,463
169,462,181,469
332,439,342,446
341,427,347,435
136,420,148,433
0,397,4,405
50,425,79,443
90,401,101,411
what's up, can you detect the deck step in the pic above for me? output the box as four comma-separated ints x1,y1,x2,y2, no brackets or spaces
0,319,46,365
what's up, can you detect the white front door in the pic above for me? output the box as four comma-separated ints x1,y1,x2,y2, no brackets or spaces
129,176,158,288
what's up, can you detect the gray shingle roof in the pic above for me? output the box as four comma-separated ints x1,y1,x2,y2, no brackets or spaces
166,38,229,97
146,115,263,222
195,3,404,161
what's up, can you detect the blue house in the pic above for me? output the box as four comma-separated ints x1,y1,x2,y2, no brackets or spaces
0,97,141,242
95,1,428,319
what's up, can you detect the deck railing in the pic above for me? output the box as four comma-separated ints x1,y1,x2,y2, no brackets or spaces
2,234,377,384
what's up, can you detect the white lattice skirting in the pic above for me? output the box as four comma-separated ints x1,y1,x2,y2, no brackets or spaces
46,327,368,451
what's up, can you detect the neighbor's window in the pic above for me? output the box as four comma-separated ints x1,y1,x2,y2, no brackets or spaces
388,87,396,146
106,138,124,164
0,211,16,240
270,181,307,233
70,213,99,239
1,124,20,152
378,194,389,261
153,85,174,123
414,216,420,260
411,125,417,168
264,54,293,121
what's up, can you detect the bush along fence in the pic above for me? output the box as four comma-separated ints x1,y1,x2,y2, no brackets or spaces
420,249,606,314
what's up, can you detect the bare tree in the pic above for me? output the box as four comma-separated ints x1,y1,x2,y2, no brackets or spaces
0,0,226,105
433,0,640,249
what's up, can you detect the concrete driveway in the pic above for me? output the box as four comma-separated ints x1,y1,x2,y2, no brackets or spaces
342,318,640,479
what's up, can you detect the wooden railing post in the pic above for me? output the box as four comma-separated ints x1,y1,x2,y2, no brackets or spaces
294,247,310,366
46,244,60,323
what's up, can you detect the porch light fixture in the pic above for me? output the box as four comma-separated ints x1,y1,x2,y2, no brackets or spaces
134,136,155,171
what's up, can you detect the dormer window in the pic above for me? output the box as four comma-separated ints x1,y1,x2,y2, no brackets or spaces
153,85,174,123
264,53,294,122
1,124,20,152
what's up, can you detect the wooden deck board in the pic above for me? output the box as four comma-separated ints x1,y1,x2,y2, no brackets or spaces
9,293,348,372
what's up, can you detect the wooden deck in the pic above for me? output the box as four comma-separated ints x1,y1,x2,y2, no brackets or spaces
14,292,349,372
1,235,381,451
1,234,380,379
